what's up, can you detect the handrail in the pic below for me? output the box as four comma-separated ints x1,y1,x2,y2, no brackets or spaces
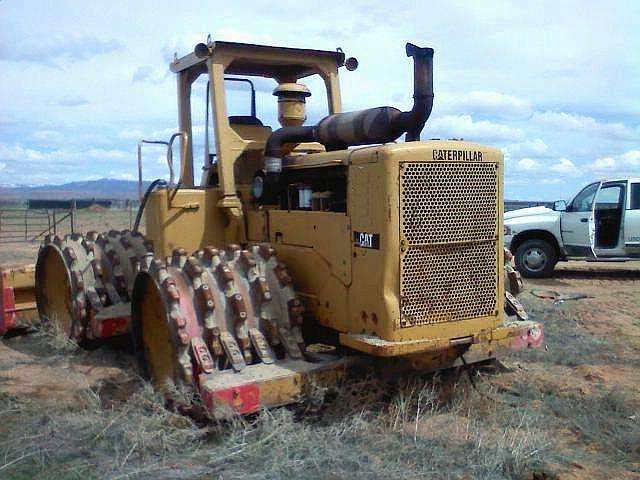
136,133,183,200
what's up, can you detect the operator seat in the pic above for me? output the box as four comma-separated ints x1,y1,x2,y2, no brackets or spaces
229,115,272,143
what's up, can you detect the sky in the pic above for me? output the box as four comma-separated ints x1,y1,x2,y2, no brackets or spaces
1,0,639,200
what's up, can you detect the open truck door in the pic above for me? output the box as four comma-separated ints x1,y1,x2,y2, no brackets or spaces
561,181,600,257
624,181,640,257
592,181,627,258
588,208,596,258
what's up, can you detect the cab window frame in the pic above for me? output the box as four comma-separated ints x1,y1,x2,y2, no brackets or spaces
630,182,640,210
568,181,600,212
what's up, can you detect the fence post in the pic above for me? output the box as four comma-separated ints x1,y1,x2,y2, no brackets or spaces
71,200,76,234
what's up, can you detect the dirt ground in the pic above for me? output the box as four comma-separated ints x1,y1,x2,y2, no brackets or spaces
0,260,638,478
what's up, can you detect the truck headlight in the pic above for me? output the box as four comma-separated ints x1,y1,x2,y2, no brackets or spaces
504,225,512,236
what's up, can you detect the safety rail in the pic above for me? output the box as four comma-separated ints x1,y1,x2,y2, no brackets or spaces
137,133,183,200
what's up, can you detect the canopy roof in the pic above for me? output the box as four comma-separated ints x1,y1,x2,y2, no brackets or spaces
170,40,346,80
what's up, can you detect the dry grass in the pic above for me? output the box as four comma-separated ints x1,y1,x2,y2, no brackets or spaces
510,291,618,366
4,281,639,479
0,372,549,480
1,217,639,478
32,317,78,354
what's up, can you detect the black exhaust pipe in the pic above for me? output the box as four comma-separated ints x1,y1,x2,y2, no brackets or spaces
396,43,434,142
315,43,433,148
263,43,434,169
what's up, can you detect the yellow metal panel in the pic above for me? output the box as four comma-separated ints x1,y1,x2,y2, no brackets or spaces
144,188,228,258
3,264,35,290
267,210,351,286
266,211,352,331
1,265,37,319
230,124,272,143
345,141,504,347
145,139,505,357
246,210,267,242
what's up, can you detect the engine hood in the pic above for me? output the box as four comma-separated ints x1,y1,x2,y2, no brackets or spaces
504,206,557,220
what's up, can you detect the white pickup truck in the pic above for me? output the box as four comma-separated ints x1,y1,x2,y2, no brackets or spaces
504,177,640,277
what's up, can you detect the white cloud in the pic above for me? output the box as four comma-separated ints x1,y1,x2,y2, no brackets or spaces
148,124,205,139
0,1,638,200
119,129,145,140
0,144,45,162
32,130,64,142
533,111,636,140
86,148,128,159
215,27,275,45
0,162,6,172
0,35,124,66
58,96,89,107
440,91,532,119
0,143,138,184
502,139,549,160
517,158,542,171
161,33,211,62
550,157,580,175
588,150,640,176
0,143,129,166
428,114,524,142
541,178,563,185
506,156,582,184
161,29,277,64
132,65,168,84
589,156,617,172
620,150,640,167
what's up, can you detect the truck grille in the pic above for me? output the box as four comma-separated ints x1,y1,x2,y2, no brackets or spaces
399,162,499,327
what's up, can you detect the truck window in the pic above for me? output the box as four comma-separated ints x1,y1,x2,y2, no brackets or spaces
631,183,640,210
569,182,599,212
595,184,624,209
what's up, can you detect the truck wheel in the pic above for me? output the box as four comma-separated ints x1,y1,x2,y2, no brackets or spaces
514,239,557,278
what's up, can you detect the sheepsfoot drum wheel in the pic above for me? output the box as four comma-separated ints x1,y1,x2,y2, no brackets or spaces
35,230,153,344
131,244,348,417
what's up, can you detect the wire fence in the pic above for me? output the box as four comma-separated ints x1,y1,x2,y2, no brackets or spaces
0,207,75,244
0,198,545,244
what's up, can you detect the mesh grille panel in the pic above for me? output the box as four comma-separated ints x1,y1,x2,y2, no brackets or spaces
401,162,498,245
400,243,498,326
399,161,499,327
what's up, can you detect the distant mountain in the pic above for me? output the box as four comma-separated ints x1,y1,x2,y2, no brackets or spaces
0,177,553,207
0,178,151,201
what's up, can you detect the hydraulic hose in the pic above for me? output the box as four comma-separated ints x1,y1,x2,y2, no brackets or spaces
133,179,167,233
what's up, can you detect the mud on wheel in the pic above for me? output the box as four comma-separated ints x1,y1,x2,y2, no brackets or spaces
130,244,306,392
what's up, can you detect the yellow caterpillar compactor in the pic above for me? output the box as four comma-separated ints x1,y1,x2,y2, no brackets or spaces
24,40,542,415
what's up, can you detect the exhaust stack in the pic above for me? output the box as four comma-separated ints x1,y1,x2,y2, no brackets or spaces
264,42,434,162
397,43,434,142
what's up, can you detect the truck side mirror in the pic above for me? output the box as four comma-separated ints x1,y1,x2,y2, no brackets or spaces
553,200,567,212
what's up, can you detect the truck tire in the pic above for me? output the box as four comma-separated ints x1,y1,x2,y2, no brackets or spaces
514,239,557,278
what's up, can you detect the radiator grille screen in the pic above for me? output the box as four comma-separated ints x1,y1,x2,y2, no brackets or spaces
399,161,499,327
401,162,498,245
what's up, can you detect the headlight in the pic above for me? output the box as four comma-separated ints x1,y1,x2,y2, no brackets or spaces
504,225,512,236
